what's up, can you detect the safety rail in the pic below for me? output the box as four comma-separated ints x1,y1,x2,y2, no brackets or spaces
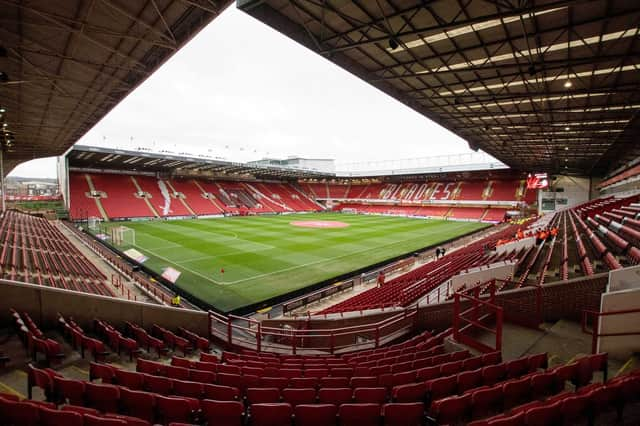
453,286,503,353
582,308,640,354
208,308,417,355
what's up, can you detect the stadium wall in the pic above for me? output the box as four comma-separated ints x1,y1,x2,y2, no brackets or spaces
0,279,209,336
539,175,591,213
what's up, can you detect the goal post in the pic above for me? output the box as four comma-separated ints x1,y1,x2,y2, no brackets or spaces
110,226,135,246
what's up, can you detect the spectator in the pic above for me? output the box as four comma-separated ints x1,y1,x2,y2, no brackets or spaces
435,248,441,259
377,271,385,288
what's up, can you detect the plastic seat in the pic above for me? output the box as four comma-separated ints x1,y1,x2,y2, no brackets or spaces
391,371,415,387
457,369,483,394
339,403,381,426
502,376,530,409
103,413,151,426
527,353,548,372
166,366,190,381
471,386,503,419
0,399,41,426
156,395,195,424
482,352,502,366
115,369,145,390
294,404,338,426
305,368,328,378
172,379,203,399
320,377,349,388
185,369,214,384
350,376,378,388
247,387,281,404
354,387,387,404
120,388,156,422
382,402,424,426
330,367,353,377
505,358,529,379
463,356,485,371
430,393,471,425
90,362,116,383
83,414,127,425
203,383,240,401
61,405,101,416
28,364,57,400
218,364,242,375
201,399,244,426
259,376,288,390
530,372,556,399
39,407,83,426
318,387,353,405
145,374,172,395
440,360,462,376
481,364,506,386
195,361,218,373
282,387,316,406
85,382,120,413
251,402,293,426
416,366,439,381
426,375,457,402
524,400,562,426
137,358,166,376
392,381,425,403
560,393,590,424
290,377,318,389
54,376,86,405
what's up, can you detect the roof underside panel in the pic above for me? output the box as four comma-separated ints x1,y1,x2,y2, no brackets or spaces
239,0,640,176
0,0,232,174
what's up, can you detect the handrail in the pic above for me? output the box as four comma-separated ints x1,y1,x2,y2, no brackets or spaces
453,288,503,353
582,307,640,354
208,307,417,354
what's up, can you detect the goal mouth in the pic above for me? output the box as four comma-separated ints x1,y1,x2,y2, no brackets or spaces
110,226,136,246
290,220,350,229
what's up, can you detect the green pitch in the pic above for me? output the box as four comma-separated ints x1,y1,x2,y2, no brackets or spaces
101,213,488,312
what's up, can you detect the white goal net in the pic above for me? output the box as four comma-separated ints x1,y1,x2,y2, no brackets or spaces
110,226,135,246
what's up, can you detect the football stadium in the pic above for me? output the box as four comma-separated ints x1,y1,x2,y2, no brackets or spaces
1,1,640,425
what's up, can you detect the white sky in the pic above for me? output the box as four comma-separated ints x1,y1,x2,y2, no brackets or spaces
9,6,479,179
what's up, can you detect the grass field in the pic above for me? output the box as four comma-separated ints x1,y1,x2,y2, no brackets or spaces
100,213,488,312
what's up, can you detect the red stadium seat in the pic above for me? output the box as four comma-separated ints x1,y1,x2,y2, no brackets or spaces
201,400,244,426
156,395,195,424
247,387,281,404
251,403,293,426
115,369,145,390
85,382,120,413
382,402,424,426
39,407,84,426
318,387,353,405
429,393,471,425
120,388,156,423
83,414,127,426
294,404,338,426
54,376,86,406
339,403,381,426
203,383,240,401
353,387,387,404
282,388,316,406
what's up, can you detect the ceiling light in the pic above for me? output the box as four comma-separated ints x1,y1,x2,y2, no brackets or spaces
563,80,572,88
564,126,570,131
565,146,569,150
2,123,7,128
0,107,5,113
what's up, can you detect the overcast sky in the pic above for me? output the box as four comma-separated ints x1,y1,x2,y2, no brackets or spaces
9,5,480,179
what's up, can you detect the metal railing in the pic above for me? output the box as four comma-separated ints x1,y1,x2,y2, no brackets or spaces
209,308,417,355
582,308,640,354
453,286,503,353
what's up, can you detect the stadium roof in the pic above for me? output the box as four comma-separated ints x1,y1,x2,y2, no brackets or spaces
238,0,640,176
0,0,232,175
67,145,334,179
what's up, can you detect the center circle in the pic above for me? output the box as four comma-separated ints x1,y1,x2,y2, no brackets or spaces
290,220,350,229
